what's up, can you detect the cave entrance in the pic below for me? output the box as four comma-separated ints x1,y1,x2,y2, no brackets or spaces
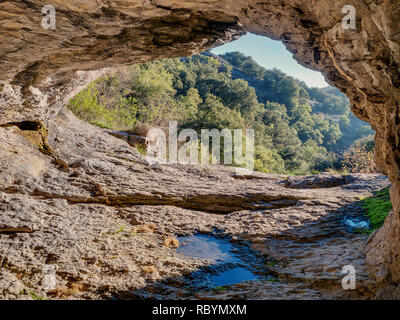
2,0,399,299
67,32,376,177
66,30,392,235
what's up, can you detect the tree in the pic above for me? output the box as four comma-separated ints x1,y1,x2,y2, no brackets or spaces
188,94,244,131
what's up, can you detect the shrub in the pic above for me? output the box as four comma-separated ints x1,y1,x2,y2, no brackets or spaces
68,81,138,130
341,144,377,173
360,187,392,232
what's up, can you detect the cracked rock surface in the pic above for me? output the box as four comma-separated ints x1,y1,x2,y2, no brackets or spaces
0,109,391,299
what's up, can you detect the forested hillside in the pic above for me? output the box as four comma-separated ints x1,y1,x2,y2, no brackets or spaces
68,52,374,174
216,51,373,151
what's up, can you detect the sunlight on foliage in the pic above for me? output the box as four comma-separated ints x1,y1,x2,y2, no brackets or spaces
68,80,138,130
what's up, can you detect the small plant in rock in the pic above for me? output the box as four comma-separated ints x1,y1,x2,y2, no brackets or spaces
359,187,392,233
162,236,180,248
29,291,47,300
134,224,156,234
141,265,157,275
114,227,125,235
135,144,147,155
266,276,279,283
265,258,279,267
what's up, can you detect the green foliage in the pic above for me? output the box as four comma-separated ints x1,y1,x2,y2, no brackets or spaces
68,51,375,175
214,286,229,292
308,86,349,116
222,51,373,151
68,80,138,130
220,52,265,78
360,187,392,232
29,291,47,300
254,146,285,173
114,227,125,235
135,144,147,155
191,94,244,131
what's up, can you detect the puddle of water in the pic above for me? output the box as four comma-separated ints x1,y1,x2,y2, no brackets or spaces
177,234,238,263
344,218,369,229
177,234,259,288
211,267,257,287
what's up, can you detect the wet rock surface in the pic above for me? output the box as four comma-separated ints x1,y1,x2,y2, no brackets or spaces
0,109,391,299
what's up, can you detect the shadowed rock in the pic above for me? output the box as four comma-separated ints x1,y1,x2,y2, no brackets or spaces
285,174,355,189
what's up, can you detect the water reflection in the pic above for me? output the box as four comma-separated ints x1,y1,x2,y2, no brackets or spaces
177,234,258,287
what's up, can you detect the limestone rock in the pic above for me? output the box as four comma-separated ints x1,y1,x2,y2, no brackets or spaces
0,271,25,298
1,0,400,297
285,174,355,189
0,109,392,299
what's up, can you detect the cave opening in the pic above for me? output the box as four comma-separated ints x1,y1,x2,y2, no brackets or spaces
67,32,377,177
55,16,399,295
65,31,390,235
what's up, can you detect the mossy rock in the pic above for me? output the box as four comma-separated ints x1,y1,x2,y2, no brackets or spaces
359,187,392,232
18,130,44,148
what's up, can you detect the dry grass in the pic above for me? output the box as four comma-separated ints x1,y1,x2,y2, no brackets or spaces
129,122,152,137
133,224,156,234
141,265,157,274
341,145,378,173
162,236,180,248
47,282,87,298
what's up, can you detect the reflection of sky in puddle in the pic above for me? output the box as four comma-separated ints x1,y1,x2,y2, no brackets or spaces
177,234,237,263
344,218,369,229
177,234,258,287
211,267,257,286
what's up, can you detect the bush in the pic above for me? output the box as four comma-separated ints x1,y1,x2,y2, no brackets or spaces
341,138,377,173
68,80,138,130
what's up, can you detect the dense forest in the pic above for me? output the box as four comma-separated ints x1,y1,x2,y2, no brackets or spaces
68,51,375,174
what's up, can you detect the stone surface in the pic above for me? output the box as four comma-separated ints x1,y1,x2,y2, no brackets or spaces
105,130,149,149
0,271,25,299
1,0,400,297
0,109,392,299
285,174,355,189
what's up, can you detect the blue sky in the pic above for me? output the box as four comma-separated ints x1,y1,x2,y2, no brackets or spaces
211,33,329,88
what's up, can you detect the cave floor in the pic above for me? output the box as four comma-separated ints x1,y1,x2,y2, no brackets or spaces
0,109,390,300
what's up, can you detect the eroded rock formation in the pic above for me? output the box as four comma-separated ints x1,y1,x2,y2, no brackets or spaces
1,0,400,298
0,108,392,299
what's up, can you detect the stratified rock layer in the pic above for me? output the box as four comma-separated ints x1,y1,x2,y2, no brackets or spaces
1,0,400,296
0,109,392,299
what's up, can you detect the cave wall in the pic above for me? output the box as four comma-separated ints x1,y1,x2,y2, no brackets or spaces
1,0,400,289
